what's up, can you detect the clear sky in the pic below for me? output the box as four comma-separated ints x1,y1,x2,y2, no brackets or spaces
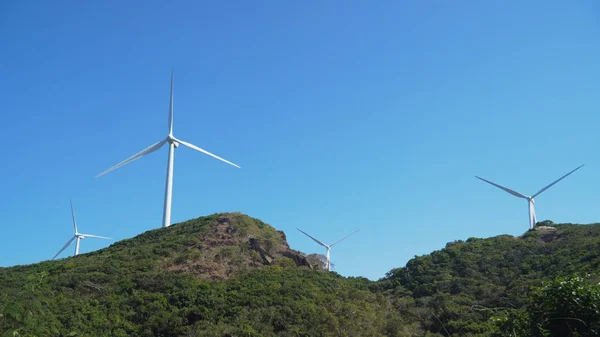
1,1,599,280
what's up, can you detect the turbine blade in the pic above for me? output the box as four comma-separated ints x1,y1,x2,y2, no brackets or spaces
53,236,76,260
80,234,112,240
174,138,241,168
95,139,167,178
168,69,174,134
475,176,528,199
70,198,78,234
296,228,328,247
329,229,360,247
532,164,585,198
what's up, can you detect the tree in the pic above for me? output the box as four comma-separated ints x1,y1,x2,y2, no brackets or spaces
305,253,327,270
492,275,600,337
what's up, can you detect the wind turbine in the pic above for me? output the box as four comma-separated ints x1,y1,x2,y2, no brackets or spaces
296,228,359,271
53,199,111,260
95,70,240,228
475,164,584,230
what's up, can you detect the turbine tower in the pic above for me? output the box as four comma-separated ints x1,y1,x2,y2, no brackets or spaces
95,70,240,228
476,164,584,230
296,228,359,271
53,199,111,260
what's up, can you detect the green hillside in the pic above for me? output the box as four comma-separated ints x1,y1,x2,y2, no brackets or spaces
377,221,600,336
1,214,599,337
0,213,402,337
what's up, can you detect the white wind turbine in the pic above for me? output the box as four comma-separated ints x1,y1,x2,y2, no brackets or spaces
296,228,359,271
476,164,584,230
95,70,240,228
53,199,111,260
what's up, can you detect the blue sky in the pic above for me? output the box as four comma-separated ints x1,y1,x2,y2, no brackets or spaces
1,1,599,280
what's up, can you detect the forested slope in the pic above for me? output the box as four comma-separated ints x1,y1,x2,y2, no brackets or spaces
1,214,599,337
377,222,600,336
0,213,405,336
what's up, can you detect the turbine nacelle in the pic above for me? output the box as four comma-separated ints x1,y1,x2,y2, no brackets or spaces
166,135,179,148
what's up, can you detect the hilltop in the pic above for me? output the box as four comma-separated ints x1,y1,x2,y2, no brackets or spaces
1,214,599,337
91,212,315,280
2,212,316,292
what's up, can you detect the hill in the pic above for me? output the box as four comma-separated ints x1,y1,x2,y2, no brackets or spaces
0,213,401,336
1,215,600,337
376,221,600,336
96,211,314,280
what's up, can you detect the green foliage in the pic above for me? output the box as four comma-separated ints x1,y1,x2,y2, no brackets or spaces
1,215,599,337
0,213,404,336
379,223,600,336
491,275,600,337
0,267,400,336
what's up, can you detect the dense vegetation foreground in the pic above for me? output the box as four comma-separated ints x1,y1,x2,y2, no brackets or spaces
1,213,599,337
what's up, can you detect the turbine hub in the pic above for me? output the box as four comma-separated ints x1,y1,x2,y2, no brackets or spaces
167,135,179,148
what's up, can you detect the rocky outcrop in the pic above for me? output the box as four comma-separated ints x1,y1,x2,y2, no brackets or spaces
248,237,312,268
166,213,315,280
535,225,562,242
248,237,274,264
282,250,312,268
